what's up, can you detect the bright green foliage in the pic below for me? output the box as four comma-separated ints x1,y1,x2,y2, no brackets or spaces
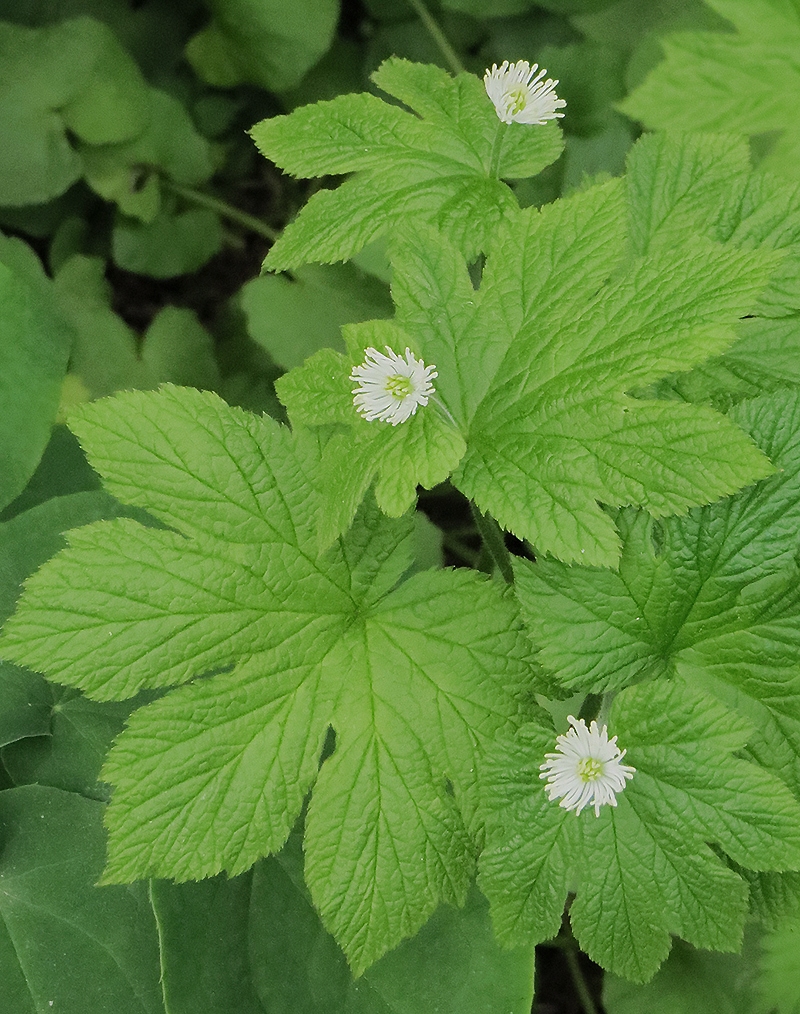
252,58,564,269
513,389,800,794
479,679,800,983
623,132,800,406
186,0,339,92
0,235,75,512
242,262,393,370
0,16,148,206
276,317,467,548
0,385,534,974
278,136,783,565
454,189,775,566
0,786,163,1014
620,0,800,180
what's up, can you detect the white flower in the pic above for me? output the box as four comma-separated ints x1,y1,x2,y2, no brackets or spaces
539,716,635,816
484,60,566,125
350,346,437,426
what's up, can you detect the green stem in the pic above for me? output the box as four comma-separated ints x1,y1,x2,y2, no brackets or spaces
563,944,600,1014
161,178,279,243
488,121,509,180
405,0,465,76
469,502,514,584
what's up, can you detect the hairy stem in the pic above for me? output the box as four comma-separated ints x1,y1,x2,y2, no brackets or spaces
161,178,279,243
564,944,600,1014
405,0,465,76
470,503,514,584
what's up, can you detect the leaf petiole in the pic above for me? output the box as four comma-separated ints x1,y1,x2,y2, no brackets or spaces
405,0,465,77
160,177,279,243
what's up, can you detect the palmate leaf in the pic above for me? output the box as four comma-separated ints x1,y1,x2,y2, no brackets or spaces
624,132,800,407
251,57,564,269
0,385,535,974
513,388,800,796
478,679,800,984
620,0,800,180
278,133,785,566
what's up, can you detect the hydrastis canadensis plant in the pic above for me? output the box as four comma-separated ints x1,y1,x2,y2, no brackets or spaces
4,37,800,1012
484,60,566,125
539,716,636,816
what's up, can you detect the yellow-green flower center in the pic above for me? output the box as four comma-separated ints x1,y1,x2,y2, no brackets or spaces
577,757,604,783
506,86,528,115
385,374,413,400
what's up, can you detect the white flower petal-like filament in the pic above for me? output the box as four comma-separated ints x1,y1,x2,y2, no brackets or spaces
350,346,437,426
539,715,635,816
484,60,566,125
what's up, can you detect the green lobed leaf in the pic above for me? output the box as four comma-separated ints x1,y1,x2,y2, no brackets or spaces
624,132,800,319
456,214,779,565
0,385,534,974
252,57,564,269
620,0,800,180
0,785,163,1014
623,133,800,406
513,388,800,794
277,136,789,563
479,678,800,984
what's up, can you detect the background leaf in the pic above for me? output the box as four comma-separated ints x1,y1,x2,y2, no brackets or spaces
621,0,800,179
0,786,163,1014
0,16,148,206
112,207,223,278
242,262,392,370
0,237,74,512
186,0,339,92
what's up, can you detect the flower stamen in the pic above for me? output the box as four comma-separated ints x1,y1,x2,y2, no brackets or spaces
484,60,566,125
350,346,437,426
539,715,635,816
